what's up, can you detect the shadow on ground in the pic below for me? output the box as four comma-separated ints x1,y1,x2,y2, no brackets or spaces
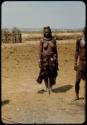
37,85,73,94
53,84,73,93
1,100,10,106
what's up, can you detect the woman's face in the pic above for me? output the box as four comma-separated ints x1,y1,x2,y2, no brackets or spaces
44,28,51,38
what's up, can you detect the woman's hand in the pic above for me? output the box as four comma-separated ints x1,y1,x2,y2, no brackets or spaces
38,59,42,68
74,64,78,71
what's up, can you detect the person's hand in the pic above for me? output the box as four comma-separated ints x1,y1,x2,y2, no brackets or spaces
55,61,59,71
56,65,59,71
38,59,41,67
38,59,42,68
74,64,78,71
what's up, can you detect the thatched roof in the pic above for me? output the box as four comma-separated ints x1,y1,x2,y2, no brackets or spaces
12,27,21,34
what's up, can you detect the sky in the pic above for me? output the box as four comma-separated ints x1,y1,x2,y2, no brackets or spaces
1,1,86,29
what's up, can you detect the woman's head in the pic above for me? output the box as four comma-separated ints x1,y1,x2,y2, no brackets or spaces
43,26,52,38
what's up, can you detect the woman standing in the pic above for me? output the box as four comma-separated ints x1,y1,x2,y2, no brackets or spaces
37,26,59,92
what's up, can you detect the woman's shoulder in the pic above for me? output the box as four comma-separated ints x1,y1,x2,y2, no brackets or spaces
76,37,82,44
52,36,56,43
40,38,44,43
77,36,83,41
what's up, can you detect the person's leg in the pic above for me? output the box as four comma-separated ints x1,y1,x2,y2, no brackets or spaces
75,80,80,100
44,78,48,91
84,72,87,100
74,70,81,100
49,77,56,91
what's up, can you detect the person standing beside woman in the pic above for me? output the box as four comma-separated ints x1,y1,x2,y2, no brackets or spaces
74,27,87,100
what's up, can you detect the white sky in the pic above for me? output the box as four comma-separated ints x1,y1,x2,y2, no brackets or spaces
1,1,86,29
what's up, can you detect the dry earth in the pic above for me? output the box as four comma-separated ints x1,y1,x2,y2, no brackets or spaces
1,39,86,124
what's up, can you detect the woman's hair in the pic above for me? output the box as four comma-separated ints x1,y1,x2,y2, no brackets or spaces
43,26,52,37
43,26,51,33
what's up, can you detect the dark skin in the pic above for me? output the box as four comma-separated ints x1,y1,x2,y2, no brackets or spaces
39,28,52,68
74,28,86,71
36,26,58,93
44,28,52,38
43,28,53,91
74,28,86,100
40,27,58,91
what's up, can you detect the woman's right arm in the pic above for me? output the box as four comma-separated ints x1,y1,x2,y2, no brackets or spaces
74,38,80,71
39,39,43,60
39,39,43,67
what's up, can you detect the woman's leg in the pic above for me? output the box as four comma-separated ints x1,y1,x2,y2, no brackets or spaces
74,70,81,100
44,78,48,91
49,77,56,91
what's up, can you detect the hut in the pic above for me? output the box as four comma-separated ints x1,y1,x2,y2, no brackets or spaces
12,27,22,43
1,27,22,43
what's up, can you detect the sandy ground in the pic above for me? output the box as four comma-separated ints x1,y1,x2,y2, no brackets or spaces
1,40,86,124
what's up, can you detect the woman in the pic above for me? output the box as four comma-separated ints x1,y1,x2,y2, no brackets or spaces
37,26,59,92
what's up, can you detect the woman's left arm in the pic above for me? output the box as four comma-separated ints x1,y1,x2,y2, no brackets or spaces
54,39,59,70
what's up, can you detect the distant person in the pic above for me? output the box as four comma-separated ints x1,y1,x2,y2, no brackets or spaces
36,26,59,92
74,27,87,100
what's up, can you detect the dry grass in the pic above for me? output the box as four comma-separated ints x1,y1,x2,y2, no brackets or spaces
1,37,85,124
22,31,83,41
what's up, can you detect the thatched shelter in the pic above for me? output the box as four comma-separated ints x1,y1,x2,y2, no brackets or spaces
12,27,22,43
1,27,22,43
1,28,12,43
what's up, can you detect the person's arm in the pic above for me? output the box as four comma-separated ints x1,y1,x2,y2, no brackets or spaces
54,39,59,70
74,39,80,71
39,39,43,67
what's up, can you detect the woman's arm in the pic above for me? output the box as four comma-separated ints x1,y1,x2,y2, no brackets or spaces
54,39,59,70
74,38,80,70
38,39,43,68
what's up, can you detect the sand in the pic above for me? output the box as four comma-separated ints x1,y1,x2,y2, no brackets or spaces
1,39,85,124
